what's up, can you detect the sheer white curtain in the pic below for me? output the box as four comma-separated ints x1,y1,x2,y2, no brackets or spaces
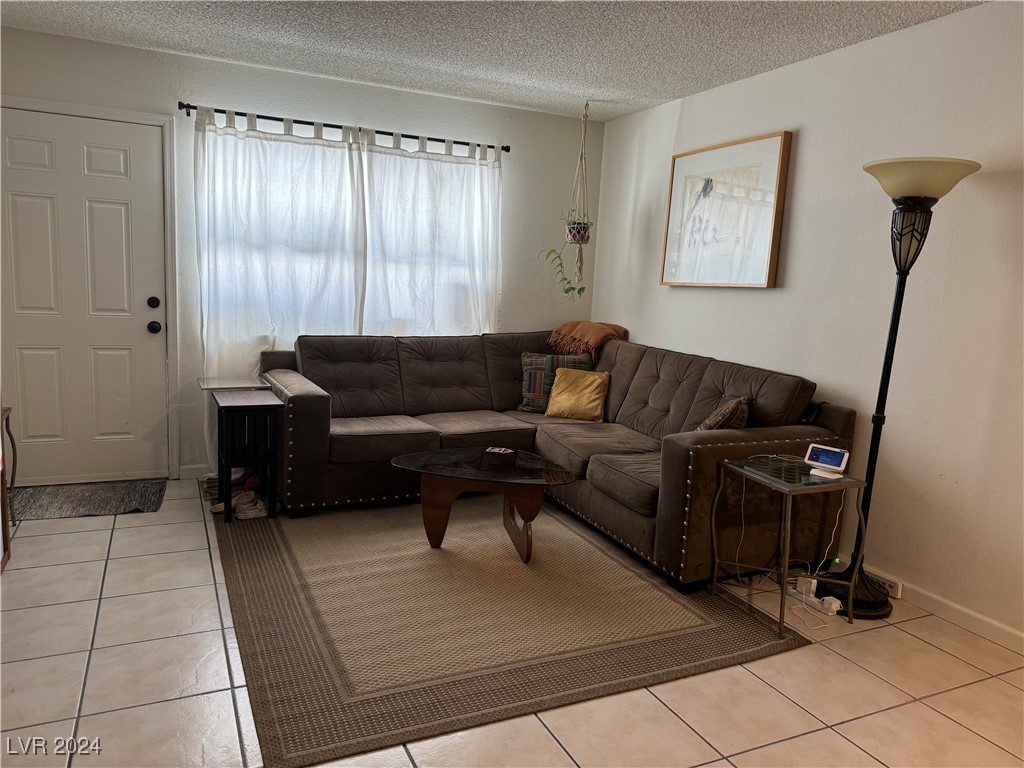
363,141,501,335
195,109,502,375
195,109,367,378
194,108,502,461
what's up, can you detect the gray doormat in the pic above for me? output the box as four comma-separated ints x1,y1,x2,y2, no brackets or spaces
11,480,167,520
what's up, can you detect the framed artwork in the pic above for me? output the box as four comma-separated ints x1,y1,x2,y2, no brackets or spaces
660,131,792,288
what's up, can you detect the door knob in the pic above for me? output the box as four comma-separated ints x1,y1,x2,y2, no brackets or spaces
147,296,161,308
147,321,162,334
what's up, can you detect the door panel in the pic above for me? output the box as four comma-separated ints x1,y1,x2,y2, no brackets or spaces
85,198,134,315
4,134,56,173
14,346,66,441
90,346,137,439
1,108,168,483
82,143,130,180
7,192,61,314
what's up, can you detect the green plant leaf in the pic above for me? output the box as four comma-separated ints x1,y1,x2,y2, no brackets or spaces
541,242,585,302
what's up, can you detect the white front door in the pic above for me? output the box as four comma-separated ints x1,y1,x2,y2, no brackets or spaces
1,108,169,484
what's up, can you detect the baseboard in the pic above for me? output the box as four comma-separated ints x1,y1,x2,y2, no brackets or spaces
861,561,1024,655
179,463,213,480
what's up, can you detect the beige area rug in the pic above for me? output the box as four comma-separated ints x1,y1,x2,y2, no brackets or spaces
215,496,807,768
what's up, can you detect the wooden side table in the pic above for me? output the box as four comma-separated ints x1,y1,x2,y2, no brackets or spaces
2,406,16,524
1,458,10,573
212,390,284,522
709,455,868,637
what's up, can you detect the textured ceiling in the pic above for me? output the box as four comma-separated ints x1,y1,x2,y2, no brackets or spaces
1,1,977,120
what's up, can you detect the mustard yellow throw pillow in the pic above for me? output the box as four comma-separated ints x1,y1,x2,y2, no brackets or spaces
545,368,610,422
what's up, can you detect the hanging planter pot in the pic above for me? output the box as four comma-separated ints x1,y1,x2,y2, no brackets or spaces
565,219,591,245
539,101,592,301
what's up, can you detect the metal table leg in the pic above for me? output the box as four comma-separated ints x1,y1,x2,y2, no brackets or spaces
778,494,794,638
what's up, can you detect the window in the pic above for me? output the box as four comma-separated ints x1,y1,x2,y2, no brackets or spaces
194,108,502,381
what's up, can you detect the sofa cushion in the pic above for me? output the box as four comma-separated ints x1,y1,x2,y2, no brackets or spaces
615,347,713,439
681,360,816,431
534,423,660,478
545,369,609,421
329,415,439,463
481,331,553,412
518,352,592,413
296,336,404,418
593,340,647,422
587,453,662,518
501,410,586,427
415,410,535,450
397,336,493,415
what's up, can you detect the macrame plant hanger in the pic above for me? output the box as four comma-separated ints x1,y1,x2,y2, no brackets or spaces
565,101,591,283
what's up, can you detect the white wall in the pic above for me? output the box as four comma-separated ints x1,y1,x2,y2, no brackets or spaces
592,3,1023,635
1,29,602,477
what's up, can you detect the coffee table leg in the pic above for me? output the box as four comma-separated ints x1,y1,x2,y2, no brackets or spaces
421,475,461,549
503,489,542,563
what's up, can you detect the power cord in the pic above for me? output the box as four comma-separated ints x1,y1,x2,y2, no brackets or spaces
789,578,829,630
814,489,846,577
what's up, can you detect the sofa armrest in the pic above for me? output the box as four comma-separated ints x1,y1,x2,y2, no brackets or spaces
262,369,331,511
813,403,856,441
654,425,848,583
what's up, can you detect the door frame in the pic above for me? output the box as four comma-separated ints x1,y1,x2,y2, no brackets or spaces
1,95,181,479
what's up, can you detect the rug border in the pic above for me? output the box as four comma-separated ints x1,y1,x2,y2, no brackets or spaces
216,502,808,768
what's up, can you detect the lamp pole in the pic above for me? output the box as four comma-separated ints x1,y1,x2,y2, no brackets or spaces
822,159,979,619
843,197,935,618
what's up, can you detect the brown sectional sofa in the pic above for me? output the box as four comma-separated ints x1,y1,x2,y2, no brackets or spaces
260,331,856,586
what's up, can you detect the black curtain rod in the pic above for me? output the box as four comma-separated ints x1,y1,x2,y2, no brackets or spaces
177,102,510,153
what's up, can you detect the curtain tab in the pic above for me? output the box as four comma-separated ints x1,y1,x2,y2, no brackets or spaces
225,110,236,130
392,133,402,150
246,113,257,132
195,106,215,131
469,143,478,160
444,139,454,156
314,122,324,140
418,136,428,153
283,118,294,136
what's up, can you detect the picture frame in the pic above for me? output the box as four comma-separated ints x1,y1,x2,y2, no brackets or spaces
660,131,792,288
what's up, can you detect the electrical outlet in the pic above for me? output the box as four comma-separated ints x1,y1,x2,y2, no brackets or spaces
863,567,904,599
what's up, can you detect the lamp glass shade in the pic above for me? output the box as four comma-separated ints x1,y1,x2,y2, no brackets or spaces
863,157,981,199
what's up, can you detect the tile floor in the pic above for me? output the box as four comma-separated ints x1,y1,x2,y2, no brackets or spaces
1,479,1022,768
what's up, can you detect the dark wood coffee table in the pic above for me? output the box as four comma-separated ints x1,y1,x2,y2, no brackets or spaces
392,447,575,563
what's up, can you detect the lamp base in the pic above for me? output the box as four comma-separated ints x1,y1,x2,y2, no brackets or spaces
816,567,893,620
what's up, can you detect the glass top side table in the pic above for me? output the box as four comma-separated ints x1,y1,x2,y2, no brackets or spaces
710,455,868,637
198,377,271,391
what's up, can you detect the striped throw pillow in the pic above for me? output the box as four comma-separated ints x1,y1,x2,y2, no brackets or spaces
518,352,593,413
696,396,751,431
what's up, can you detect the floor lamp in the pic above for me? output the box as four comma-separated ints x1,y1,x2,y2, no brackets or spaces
821,157,981,619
